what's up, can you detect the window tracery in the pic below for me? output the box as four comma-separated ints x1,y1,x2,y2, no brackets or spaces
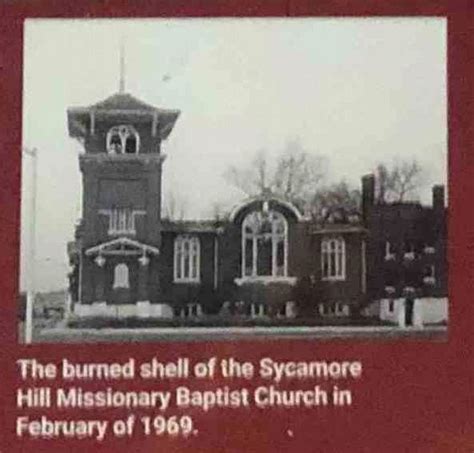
241,209,288,278
321,237,346,280
174,235,200,282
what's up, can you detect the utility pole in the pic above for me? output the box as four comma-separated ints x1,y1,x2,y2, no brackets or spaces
23,147,37,344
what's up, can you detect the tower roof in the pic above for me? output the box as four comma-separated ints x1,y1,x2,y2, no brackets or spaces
91,92,162,111
67,92,180,140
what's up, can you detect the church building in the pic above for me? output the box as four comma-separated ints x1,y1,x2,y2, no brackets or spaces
66,83,447,327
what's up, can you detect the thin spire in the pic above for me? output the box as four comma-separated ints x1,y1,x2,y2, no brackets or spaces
119,39,125,93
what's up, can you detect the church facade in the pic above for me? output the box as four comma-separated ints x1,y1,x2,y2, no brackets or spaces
66,88,447,327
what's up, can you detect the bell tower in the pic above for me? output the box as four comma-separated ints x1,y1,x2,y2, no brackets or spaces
67,77,180,312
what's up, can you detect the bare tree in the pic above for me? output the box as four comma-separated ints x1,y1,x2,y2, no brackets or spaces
223,149,271,198
223,140,326,209
308,181,361,222
376,159,423,203
273,140,326,206
163,190,189,220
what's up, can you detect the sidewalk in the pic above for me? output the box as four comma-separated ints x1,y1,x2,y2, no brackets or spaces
35,325,447,343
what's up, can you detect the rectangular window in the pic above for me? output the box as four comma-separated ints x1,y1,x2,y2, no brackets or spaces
174,236,200,283
100,208,141,235
321,238,346,281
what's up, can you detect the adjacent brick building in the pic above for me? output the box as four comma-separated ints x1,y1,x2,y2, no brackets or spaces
67,88,447,326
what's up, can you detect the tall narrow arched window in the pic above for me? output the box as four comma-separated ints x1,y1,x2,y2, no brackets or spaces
113,263,130,289
106,125,140,154
321,237,346,280
242,210,288,278
174,236,200,283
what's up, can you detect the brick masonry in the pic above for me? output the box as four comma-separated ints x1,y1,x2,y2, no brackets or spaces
66,91,447,324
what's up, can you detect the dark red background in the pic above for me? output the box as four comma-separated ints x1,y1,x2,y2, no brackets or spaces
1,1,473,452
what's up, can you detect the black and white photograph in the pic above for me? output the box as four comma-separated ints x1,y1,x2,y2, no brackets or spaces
20,18,447,343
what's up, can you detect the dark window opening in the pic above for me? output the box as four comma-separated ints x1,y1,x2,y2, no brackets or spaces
245,238,253,277
278,304,286,317
257,237,272,276
125,135,137,154
107,125,140,154
388,299,394,313
276,240,285,276
109,134,122,153
404,241,415,254
424,266,434,278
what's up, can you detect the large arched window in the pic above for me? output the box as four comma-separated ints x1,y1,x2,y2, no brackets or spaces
321,237,346,280
174,235,200,283
106,125,140,154
242,210,288,278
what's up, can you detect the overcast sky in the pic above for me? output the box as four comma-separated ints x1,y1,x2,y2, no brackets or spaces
21,18,447,292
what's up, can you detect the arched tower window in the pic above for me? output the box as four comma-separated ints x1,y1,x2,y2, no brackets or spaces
174,236,200,283
321,237,346,280
106,125,140,154
242,210,288,278
113,263,130,289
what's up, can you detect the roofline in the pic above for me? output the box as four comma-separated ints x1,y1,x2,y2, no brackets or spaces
161,220,221,234
162,227,218,234
67,107,180,116
309,226,368,235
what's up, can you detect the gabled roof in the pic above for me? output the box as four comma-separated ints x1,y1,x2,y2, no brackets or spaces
85,237,160,256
